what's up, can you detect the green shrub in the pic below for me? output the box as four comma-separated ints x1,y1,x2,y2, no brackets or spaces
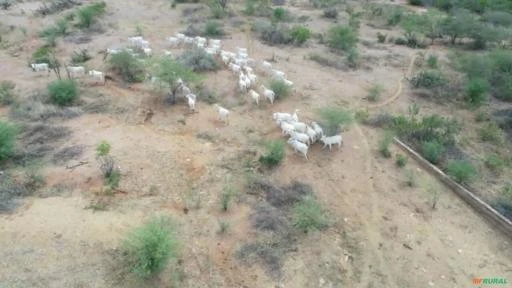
316,106,353,136
76,1,106,29
489,50,512,102
445,160,477,184
426,54,438,68
323,7,338,19
106,170,121,189
217,221,230,234
485,153,505,173
391,113,460,146
310,0,342,9
348,14,361,30
387,7,405,26
409,70,447,89
0,81,15,105
0,121,17,161
421,140,445,164
394,37,408,45
367,84,383,102
272,7,289,22
377,32,387,43
39,18,70,40
259,140,285,167
503,183,512,200
243,0,256,15
269,79,290,100
243,0,271,16
326,25,358,52
396,154,408,168
345,48,359,68
465,78,489,106
482,11,512,27
220,185,236,211
96,141,111,156
71,49,92,64
456,50,512,102
32,45,52,65
208,0,227,19
203,20,224,37
479,122,504,144
292,196,328,233
177,48,220,72
355,109,369,123
405,169,417,187
290,26,311,46
48,80,79,106
123,216,179,279
474,110,490,122
109,51,145,83
378,133,392,158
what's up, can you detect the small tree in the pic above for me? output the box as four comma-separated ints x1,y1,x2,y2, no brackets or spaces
109,51,145,83
95,141,120,189
154,57,199,104
445,160,477,184
326,25,358,52
269,79,290,100
272,7,289,22
176,48,220,72
441,9,476,45
316,106,353,136
76,1,106,29
122,216,179,279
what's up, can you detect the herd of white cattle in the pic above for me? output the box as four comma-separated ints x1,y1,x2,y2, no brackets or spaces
29,32,343,160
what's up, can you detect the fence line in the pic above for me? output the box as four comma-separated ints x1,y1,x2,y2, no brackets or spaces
393,137,512,239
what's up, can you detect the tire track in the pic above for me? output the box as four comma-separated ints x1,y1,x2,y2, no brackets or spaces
353,124,398,288
352,52,419,287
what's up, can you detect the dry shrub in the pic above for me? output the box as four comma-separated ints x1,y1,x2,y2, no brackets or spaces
241,179,327,279
10,96,82,121
250,203,289,232
248,178,312,208
36,0,79,16
236,238,290,279
52,145,84,164
12,124,70,165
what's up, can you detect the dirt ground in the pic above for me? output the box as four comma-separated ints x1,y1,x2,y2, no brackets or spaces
1,0,511,287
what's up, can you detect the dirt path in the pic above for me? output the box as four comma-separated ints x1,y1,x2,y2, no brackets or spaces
367,52,418,110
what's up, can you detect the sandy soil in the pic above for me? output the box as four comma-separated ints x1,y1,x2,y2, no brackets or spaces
1,0,511,287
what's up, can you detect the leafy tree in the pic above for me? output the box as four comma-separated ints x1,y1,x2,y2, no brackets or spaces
441,9,476,44
403,10,445,44
154,57,200,104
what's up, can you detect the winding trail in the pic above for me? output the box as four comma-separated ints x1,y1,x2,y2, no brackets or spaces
367,52,418,110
